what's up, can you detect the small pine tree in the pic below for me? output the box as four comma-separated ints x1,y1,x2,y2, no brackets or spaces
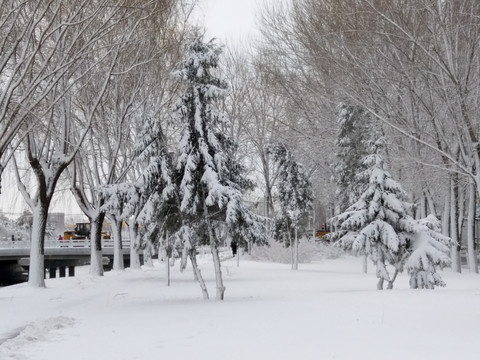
268,143,313,270
173,35,266,300
405,215,452,289
332,136,415,289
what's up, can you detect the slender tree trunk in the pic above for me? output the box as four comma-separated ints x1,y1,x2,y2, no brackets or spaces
467,180,478,273
387,269,399,289
90,213,105,276
128,222,141,269
166,253,170,287
236,244,240,267
210,242,226,300
377,277,384,290
450,176,461,273
143,244,154,267
189,252,209,300
442,193,450,237
420,194,427,219
362,255,368,274
293,227,299,270
28,204,48,288
166,232,170,286
111,219,124,271
203,192,225,300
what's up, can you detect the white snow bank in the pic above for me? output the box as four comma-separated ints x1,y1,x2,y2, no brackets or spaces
0,255,479,360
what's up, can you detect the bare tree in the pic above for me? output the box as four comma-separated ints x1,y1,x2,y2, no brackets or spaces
11,0,175,287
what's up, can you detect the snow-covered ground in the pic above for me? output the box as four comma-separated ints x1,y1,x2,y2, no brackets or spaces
0,254,479,360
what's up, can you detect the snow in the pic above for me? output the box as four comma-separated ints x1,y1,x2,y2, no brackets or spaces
1,255,479,360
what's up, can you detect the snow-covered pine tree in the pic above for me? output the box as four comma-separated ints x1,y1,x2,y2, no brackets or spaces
268,143,313,270
332,104,373,273
173,35,266,300
334,104,372,213
134,117,178,245
101,117,179,271
405,215,452,289
332,135,415,289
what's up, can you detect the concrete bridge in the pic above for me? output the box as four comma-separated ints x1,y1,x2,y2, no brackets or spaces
0,238,132,285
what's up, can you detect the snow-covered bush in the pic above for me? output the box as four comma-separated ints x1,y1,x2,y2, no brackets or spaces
250,239,344,264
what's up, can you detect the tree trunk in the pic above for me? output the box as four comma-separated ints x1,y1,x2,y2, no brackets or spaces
450,176,461,273
189,252,209,300
236,245,240,267
362,255,368,274
128,222,141,269
166,253,170,287
387,269,399,289
203,192,225,300
90,213,105,276
377,277,384,290
210,242,226,300
442,193,450,237
467,180,478,273
28,204,48,288
111,219,124,271
166,232,170,286
143,244,154,267
293,227,299,270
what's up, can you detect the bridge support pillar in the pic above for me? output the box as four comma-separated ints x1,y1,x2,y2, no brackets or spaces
59,266,66,277
68,266,75,277
49,267,57,278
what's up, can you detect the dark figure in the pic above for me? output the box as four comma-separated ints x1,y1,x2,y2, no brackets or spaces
231,241,238,257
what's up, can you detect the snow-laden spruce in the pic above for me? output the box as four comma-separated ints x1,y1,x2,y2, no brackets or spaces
268,143,312,270
173,36,266,300
100,117,178,271
405,215,451,289
334,104,372,212
332,136,452,289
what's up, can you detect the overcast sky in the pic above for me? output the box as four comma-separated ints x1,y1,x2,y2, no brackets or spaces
194,0,267,42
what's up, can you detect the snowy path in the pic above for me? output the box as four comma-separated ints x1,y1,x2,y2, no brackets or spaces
0,256,479,359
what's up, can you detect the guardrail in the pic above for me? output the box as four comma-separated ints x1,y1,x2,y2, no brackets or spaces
0,238,130,249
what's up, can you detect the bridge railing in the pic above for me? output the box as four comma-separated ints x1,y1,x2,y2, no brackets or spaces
0,238,130,249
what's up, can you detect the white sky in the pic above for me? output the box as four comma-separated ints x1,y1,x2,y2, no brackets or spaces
194,0,267,42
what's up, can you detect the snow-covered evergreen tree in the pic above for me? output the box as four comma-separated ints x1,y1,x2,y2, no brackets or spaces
100,117,178,270
268,143,313,270
405,215,452,289
332,104,374,273
173,35,266,300
332,136,415,289
334,104,372,213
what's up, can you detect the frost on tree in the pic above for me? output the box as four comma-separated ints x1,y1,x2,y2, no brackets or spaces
334,104,372,212
268,143,312,270
405,215,452,289
173,36,266,300
332,135,452,290
332,135,414,289
134,117,179,270
100,117,178,270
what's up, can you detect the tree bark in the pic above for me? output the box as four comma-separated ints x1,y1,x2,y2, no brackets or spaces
128,222,141,269
450,176,461,273
90,213,105,276
189,251,209,300
467,179,478,273
210,242,226,300
28,204,48,288
293,227,299,270
111,219,124,271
